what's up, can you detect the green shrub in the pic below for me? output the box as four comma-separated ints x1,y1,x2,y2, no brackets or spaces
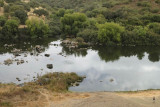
61,13,87,37
1,19,19,39
148,23,160,34
14,10,27,24
137,1,151,7
33,9,49,16
77,29,98,43
97,22,125,44
0,16,6,26
25,18,49,38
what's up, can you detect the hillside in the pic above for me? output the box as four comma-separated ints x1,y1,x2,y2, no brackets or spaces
0,0,160,45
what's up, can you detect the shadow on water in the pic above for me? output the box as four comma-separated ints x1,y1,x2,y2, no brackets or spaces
61,45,160,63
0,38,59,54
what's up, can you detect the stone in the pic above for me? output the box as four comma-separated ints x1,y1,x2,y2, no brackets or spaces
16,77,21,81
4,59,13,65
47,64,53,69
45,54,50,57
110,78,114,82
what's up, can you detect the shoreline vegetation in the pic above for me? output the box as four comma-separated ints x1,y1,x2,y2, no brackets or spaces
0,0,160,46
1,0,160,106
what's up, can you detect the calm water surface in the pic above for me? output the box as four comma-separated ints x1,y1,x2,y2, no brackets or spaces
0,38,160,92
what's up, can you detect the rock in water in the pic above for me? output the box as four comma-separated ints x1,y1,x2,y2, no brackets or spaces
45,54,50,57
47,64,53,69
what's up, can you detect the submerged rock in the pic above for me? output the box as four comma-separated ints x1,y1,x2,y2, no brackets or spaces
14,53,21,57
17,60,25,65
30,53,33,55
110,78,114,82
4,59,13,65
45,54,50,57
35,45,43,53
11,48,22,53
24,54,27,57
16,77,21,81
47,64,53,69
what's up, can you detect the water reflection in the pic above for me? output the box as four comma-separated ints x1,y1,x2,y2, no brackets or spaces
1,39,160,91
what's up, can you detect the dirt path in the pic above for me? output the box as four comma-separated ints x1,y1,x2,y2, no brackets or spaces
13,90,160,107
48,91,160,107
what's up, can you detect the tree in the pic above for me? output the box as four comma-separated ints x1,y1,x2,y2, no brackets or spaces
61,13,87,37
14,10,27,24
33,9,49,16
97,22,124,44
25,18,49,38
2,19,19,39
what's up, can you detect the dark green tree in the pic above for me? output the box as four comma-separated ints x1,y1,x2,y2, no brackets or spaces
14,10,27,24
2,19,19,39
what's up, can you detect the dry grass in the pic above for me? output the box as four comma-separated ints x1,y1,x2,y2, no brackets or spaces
0,72,84,107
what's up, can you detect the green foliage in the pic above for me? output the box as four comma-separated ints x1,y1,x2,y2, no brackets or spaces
33,9,49,16
133,26,148,37
0,0,4,7
10,5,24,12
56,8,65,17
0,16,6,26
137,1,151,7
4,5,9,13
37,72,83,92
48,16,61,36
77,29,98,43
5,0,20,3
61,13,87,37
25,18,49,38
14,10,27,24
1,19,19,39
148,23,160,34
28,1,39,8
97,22,125,45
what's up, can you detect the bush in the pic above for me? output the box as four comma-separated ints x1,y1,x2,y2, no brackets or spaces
148,23,160,34
137,1,151,7
97,22,125,44
5,0,20,3
0,16,6,26
77,29,98,43
48,16,61,36
14,10,27,24
33,9,49,16
25,18,49,38
1,19,19,39
61,13,87,37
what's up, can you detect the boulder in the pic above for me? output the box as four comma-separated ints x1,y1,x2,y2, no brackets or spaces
47,64,53,69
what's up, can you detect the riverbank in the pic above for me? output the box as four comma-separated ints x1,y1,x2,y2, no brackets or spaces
1,72,160,107
1,87,160,107
0,72,85,107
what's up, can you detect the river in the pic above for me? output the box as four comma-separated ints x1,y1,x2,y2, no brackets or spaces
0,38,160,92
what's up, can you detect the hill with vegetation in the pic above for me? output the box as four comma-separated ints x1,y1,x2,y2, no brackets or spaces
0,0,160,46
